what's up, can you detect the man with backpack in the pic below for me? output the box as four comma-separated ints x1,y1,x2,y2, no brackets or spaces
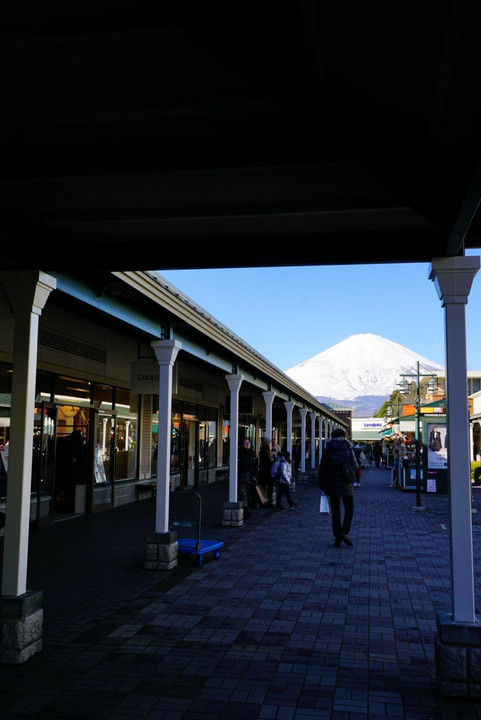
318,428,358,547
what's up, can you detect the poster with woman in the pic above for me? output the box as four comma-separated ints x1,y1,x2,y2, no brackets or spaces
427,424,448,469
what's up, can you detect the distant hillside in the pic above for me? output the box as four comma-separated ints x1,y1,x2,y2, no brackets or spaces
285,333,443,417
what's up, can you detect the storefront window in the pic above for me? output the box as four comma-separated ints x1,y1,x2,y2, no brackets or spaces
32,405,56,520
183,403,198,421
114,388,137,480
171,401,181,475
93,383,113,410
202,418,217,469
198,417,218,484
94,412,114,483
222,420,230,466
35,370,54,403
197,406,217,473
0,363,11,499
151,395,159,476
54,375,92,409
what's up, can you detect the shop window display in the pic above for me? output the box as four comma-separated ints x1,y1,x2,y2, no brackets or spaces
0,362,12,503
114,388,138,481
168,402,218,488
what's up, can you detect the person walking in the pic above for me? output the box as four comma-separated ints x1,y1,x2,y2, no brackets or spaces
276,451,298,510
318,428,358,547
352,440,362,486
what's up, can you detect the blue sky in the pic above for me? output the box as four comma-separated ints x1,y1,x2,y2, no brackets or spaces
160,252,481,373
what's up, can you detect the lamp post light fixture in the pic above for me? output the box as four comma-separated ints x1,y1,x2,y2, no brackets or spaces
398,361,438,511
385,395,403,429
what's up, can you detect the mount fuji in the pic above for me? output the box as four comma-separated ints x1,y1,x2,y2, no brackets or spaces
284,333,444,417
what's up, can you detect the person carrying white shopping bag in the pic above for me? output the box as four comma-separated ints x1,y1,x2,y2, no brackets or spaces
318,428,358,547
319,492,330,514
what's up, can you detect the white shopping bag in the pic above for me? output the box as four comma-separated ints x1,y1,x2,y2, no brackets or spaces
319,492,330,514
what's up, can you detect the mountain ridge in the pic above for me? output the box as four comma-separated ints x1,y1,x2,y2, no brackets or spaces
284,333,443,417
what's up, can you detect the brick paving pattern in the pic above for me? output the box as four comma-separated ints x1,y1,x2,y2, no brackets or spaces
1,465,481,719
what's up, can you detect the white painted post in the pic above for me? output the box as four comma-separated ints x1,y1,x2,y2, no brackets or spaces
299,408,308,473
262,391,275,444
310,413,317,470
226,374,244,503
430,256,480,623
284,401,295,458
151,340,182,534
0,271,56,597
319,418,324,464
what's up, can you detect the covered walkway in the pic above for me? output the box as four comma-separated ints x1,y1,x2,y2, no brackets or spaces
1,466,481,719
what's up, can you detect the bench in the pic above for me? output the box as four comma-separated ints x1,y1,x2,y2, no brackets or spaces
215,467,229,481
136,481,157,501
170,490,224,566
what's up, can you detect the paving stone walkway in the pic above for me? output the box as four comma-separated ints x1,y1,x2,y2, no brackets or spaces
1,465,481,719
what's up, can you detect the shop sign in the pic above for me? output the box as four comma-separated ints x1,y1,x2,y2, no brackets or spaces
130,362,160,394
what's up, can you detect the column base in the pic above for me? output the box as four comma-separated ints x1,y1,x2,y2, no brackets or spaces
144,531,178,570
0,590,43,664
222,501,244,527
435,612,481,698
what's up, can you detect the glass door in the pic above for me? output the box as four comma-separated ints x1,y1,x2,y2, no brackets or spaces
54,405,90,514
32,403,57,524
91,409,116,511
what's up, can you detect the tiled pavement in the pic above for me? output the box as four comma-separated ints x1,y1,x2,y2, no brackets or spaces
2,466,481,719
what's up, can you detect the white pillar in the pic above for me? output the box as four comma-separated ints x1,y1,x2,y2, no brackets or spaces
262,391,275,442
299,408,308,473
284,401,295,458
0,271,56,597
227,374,244,502
469,422,475,463
430,256,480,623
310,413,317,470
319,418,324,464
152,340,182,534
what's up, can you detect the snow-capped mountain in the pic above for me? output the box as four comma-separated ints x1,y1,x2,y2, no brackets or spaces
285,334,444,417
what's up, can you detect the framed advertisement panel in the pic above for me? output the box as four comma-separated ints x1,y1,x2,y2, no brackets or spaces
423,417,448,494
427,422,448,470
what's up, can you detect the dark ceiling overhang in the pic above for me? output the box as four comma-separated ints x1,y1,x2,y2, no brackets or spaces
1,3,480,272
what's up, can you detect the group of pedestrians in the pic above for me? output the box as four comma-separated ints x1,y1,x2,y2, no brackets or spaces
239,437,298,511
239,429,361,546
